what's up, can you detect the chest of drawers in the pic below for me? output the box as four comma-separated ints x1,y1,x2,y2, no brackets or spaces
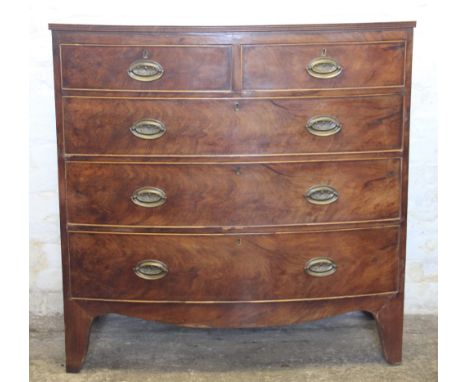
49,22,415,372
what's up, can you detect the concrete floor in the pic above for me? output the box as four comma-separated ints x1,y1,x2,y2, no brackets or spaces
30,313,437,381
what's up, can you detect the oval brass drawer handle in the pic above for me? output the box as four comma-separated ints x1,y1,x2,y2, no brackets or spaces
128,59,164,81
304,258,337,277
134,260,168,280
306,116,342,136
305,185,338,205
130,119,166,140
306,57,342,79
131,187,167,208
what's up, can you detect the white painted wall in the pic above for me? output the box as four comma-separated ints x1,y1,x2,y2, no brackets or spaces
29,0,437,314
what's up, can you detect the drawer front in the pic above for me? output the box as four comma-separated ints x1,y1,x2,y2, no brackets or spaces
69,227,399,301
64,94,403,155
66,159,401,227
60,45,232,91
242,42,405,90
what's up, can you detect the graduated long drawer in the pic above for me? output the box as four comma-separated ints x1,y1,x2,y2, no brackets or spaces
69,226,400,301
66,159,401,227
64,94,403,156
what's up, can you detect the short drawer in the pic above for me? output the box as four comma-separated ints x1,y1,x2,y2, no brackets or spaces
66,159,401,227
69,227,399,301
63,94,403,156
242,42,405,90
60,45,232,91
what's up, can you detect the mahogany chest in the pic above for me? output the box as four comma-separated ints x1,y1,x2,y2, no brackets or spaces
49,22,415,372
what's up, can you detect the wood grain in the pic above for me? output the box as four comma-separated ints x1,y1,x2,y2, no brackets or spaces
67,293,402,369
243,42,405,90
61,45,232,91
63,300,95,373
49,22,416,33
373,294,404,364
50,22,414,371
69,227,399,301
63,94,403,156
66,159,401,227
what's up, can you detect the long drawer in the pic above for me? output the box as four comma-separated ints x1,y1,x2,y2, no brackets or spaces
66,159,401,227
242,41,406,90
63,94,403,156
69,227,400,301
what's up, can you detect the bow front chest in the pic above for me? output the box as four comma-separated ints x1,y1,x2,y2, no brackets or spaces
49,22,415,372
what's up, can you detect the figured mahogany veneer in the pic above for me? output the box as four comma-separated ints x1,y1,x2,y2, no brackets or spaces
63,94,403,156
66,159,401,227
242,41,406,90
69,227,399,301
49,22,415,372
60,45,232,91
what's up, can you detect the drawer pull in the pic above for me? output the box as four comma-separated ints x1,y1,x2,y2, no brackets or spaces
306,116,342,136
134,260,168,280
131,187,167,208
305,186,338,205
306,57,342,79
128,59,164,81
130,119,166,140
304,258,337,277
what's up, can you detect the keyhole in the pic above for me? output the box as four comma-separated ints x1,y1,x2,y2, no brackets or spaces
234,102,240,111
321,48,327,56
234,167,241,176
235,239,242,246
142,49,149,59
